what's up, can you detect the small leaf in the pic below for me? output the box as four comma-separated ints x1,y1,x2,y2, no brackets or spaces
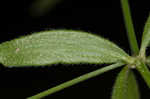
0,30,130,67
126,69,140,99
111,66,140,99
140,15,150,56
28,62,124,99
146,56,150,67
136,61,150,88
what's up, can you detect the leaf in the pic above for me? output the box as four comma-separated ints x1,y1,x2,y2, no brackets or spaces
0,30,130,67
28,62,124,99
140,15,150,55
111,66,140,99
136,61,150,88
126,69,140,99
146,56,150,67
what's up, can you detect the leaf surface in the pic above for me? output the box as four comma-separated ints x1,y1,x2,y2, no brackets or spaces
112,66,140,99
0,30,130,67
140,15,150,54
136,61,150,88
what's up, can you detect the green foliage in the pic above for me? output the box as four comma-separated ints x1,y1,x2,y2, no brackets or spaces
0,0,149,99
136,61,150,88
0,30,130,67
140,15,150,57
112,66,140,99
120,0,139,54
126,69,140,99
146,56,150,66
28,62,124,99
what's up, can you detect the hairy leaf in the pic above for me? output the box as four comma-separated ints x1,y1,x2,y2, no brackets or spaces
0,30,130,67
140,15,150,55
111,66,140,99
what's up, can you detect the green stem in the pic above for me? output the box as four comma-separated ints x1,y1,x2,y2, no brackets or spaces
136,61,150,88
121,0,139,55
27,62,124,99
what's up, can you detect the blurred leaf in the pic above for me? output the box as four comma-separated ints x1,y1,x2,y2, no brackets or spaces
29,0,63,17
0,30,130,67
136,61,150,88
140,15,150,55
112,66,140,99
146,56,150,67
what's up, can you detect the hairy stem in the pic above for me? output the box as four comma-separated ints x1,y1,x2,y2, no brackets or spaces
120,0,139,55
27,62,124,99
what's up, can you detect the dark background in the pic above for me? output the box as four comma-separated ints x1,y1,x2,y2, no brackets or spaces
0,0,150,98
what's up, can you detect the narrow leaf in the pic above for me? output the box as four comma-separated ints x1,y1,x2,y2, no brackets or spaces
136,61,150,88
112,66,140,99
126,69,140,99
0,30,130,67
27,62,124,99
140,15,150,56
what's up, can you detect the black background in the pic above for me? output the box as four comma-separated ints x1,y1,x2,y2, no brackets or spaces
0,0,150,99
